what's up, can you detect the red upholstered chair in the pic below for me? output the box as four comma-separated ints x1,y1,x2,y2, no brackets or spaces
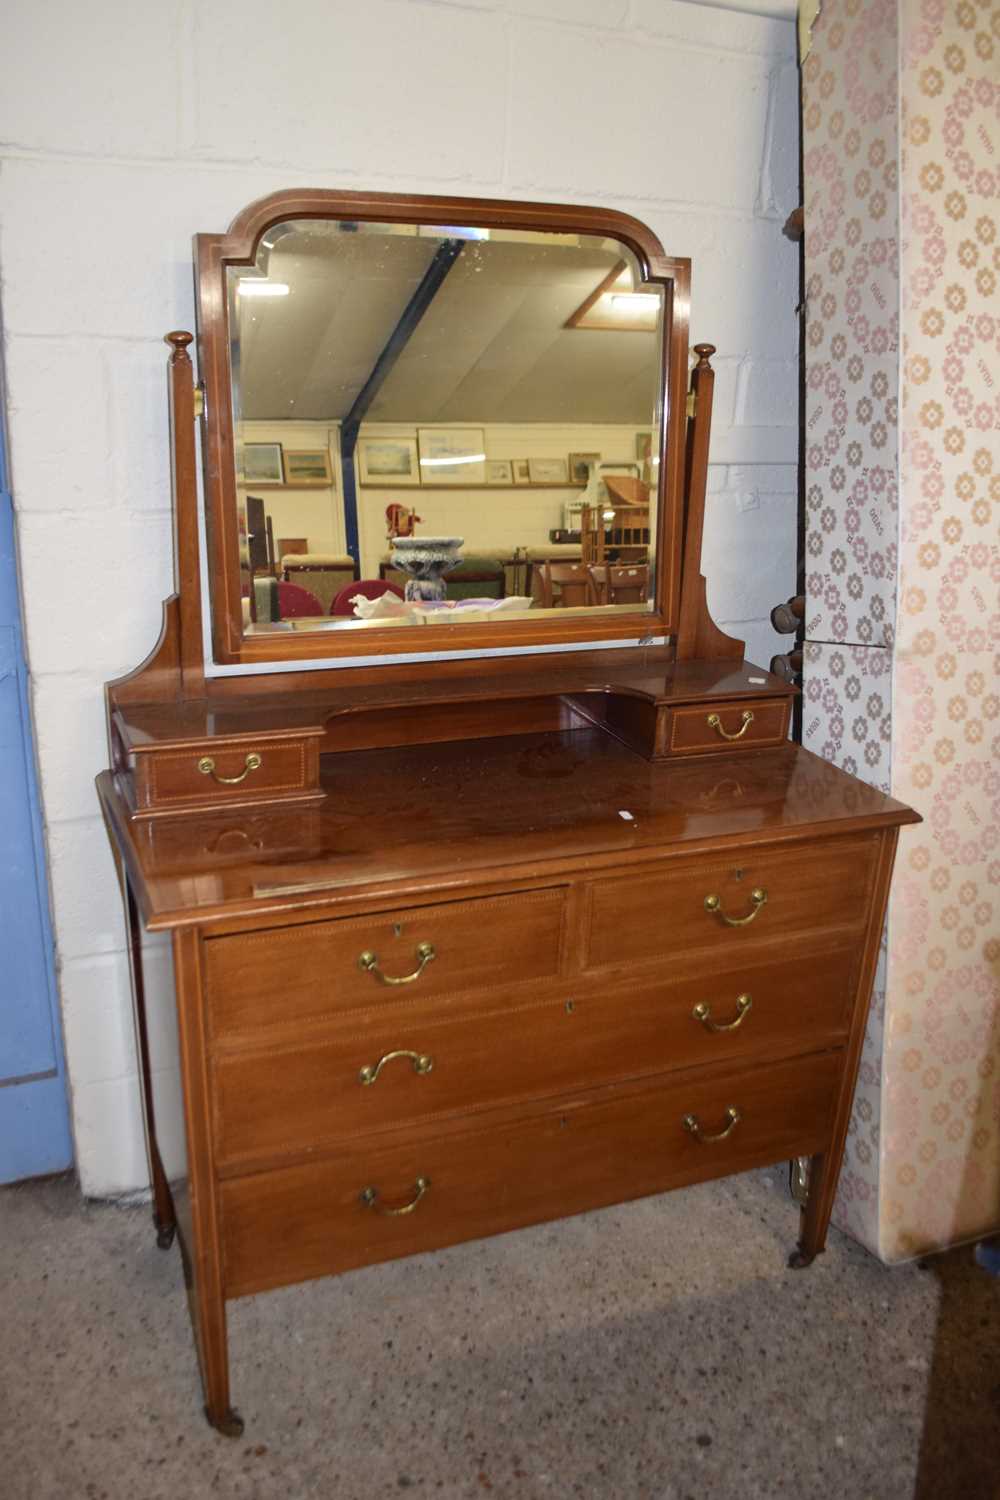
331,579,405,616
276,581,324,619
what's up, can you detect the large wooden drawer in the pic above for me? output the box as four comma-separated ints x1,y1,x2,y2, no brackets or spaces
219,1049,842,1297
587,835,877,970
211,946,858,1170
205,887,567,1039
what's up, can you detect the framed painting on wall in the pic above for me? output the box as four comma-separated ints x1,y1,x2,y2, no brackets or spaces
357,435,420,486
418,428,487,485
528,456,569,484
568,451,601,485
242,443,284,484
284,450,334,486
485,460,513,485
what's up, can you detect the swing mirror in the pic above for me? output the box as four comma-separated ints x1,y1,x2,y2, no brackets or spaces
195,191,690,666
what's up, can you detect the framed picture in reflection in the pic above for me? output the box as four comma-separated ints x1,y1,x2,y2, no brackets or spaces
528,456,569,484
568,451,601,485
485,460,513,486
418,428,487,485
242,443,284,484
358,434,420,486
284,449,334,487
512,459,531,485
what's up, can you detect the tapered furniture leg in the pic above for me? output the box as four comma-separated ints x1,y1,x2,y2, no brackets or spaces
113,845,177,1252
789,1150,828,1268
172,927,243,1437
192,1279,242,1436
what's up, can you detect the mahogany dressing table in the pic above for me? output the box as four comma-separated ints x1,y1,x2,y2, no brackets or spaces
98,189,918,1434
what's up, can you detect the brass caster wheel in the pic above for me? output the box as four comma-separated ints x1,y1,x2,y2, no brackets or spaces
787,1247,816,1270
206,1406,244,1438
155,1223,176,1251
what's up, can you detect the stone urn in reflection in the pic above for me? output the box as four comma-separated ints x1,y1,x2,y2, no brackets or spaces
389,536,464,602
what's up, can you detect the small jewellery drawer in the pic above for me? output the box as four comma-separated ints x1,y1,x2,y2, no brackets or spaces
587,835,877,969
210,948,857,1170
219,1050,841,1297
667,697,790,756
132,734,320,815
205,887,567,1039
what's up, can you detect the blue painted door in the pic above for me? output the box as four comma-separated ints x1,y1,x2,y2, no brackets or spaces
0,418,73,1181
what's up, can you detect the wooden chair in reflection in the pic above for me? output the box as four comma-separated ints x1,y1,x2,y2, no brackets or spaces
586,563,649,606
537,560,592,609
581,474,651,568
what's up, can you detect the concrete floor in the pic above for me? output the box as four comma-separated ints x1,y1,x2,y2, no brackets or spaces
1,1169,997,1500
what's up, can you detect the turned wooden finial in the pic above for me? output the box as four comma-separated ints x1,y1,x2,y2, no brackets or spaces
693,343,716,368
165,330,194,360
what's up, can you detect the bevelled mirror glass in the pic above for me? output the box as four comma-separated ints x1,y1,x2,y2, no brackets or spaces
225,218,665,633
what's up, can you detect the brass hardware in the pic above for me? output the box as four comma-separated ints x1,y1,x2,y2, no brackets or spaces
565,1000,576,1014
683,1106,742,1143
360,1177,430,1216
789,1155,811,1206
692,993,753,1033
358,1050,434,1087
703,888,767,926
686,390,697,419
197,752,262,785
193,386,205,418
707,709,754,741
358,941,436,986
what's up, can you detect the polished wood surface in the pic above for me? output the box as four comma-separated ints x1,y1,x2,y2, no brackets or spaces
219,1050,843,1299
205,887,567,1039
667,697,790,754
131,733,322,816
210,944,859,1175
99,735,916,932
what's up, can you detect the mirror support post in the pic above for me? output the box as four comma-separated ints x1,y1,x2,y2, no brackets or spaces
675,345,743,662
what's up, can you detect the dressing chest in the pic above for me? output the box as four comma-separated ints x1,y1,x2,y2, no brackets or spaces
99,189,918,1433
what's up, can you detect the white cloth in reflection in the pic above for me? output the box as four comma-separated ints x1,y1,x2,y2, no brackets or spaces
350,594,533,624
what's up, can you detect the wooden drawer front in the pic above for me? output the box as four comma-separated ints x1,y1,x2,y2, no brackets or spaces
668,698,790,756
220,1050,841,1297
588,836,876,970
205,888,566,1039
135,736,317,812
212,947,857,1170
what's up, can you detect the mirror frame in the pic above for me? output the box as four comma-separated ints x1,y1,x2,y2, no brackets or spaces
195,189,690,668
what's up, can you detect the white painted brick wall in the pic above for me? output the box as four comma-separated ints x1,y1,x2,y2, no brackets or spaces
0,0,799,1195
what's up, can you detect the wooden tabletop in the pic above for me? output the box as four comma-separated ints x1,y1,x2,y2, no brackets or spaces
99,732,919,932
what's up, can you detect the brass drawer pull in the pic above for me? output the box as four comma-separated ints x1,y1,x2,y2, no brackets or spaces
707,709,754,741
358,941,436,986
683,1106,741,1143
704,887,767,926
358,1050,434,1087
197,751,262,785
360,1177,430,1216
692,993,752,1033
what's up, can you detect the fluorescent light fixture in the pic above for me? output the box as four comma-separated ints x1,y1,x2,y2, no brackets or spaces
237,280,290,297
611,293,661,311
419,452,486,467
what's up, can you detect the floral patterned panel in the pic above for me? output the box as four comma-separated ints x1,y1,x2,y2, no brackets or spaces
803,641,893,1250
802,0,900,650
884,0,1000,1261
802,0,900,1259
804,0,999,1262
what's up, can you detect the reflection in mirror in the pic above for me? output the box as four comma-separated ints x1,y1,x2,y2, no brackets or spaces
227,219,665,634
